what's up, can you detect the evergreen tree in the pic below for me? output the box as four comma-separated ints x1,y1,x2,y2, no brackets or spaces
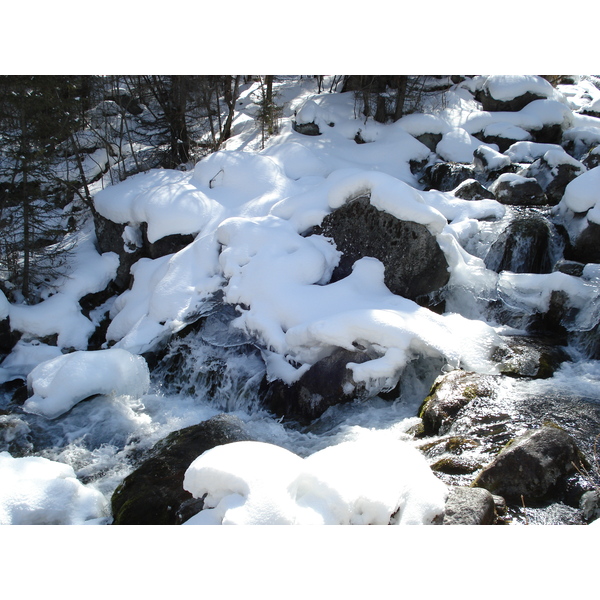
0,76,86,301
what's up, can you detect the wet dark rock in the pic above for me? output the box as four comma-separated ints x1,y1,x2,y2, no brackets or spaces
93,212,144,292
0,316,18,356
442,486,497,525
477,89,549,113
110,414,254,525
147,232,196,259
453,179,496,201
418,371,500,437
263,347,379,424
484,215,556,274
315,195,450,301
582,148,600,170
493,335,570,379
415,132,442,152
293,121,321,136
553,259,585,277
472,424,584,504
490,175,548,206
565,221,600,264
424,162,477,192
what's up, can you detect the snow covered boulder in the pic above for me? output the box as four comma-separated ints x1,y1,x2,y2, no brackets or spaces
476,75,558,112
182,438,448,525
473,145,514,178
519,150,586,205
558,166,600,263
452,179,495,201
489,173,547,206
316,195,450,301
0,451,106,524
111,413,254,525
23,348,150,419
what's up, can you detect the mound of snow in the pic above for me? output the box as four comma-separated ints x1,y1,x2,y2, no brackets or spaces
560,165,600,218
481,75,558,102
182,438,448,525
0,451,106,524
23,349,150,419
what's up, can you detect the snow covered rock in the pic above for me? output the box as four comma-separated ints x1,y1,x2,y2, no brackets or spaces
182,437,448,525
111,413,254,525
473,145,514,177
316,195,450,301
0,451,106,524
489,173,547,206
477,75,558,112
557,165,600,263
452,179,495,201
519,150,586,205
23,348,150,419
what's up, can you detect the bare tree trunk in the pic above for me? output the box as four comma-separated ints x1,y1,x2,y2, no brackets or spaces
393,76,409,122
220,75,241,146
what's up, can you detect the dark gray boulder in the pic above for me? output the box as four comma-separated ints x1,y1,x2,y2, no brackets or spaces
110,413,254,525
315,195,450,301
293,121,321,136
418,370,500,437
453,179,495,201
424,162,477,192
442,486,497,525
262,347,379,424
472,424,583,504
565,221,600,264
490,174,548,206
484,215,556,274
492,335,570,379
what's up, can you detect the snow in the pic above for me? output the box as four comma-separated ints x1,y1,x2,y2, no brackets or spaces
182,438,448,525
560,166,600,214
4,75,600,526
474,145,511,171
0,451,106,524
436,127,489,163
23,348,150,419
7,224,119,350
505,141,567,163
481,75,558,102
0,340,63,384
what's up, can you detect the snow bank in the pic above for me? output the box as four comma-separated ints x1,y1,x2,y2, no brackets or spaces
23,349,150,419
182,438,448,525
7,226,119,350
0,451,106,524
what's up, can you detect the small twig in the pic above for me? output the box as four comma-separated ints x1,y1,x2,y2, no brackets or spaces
521,495,529,525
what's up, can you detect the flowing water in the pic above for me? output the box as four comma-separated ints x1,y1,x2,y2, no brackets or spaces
1,203,599,525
